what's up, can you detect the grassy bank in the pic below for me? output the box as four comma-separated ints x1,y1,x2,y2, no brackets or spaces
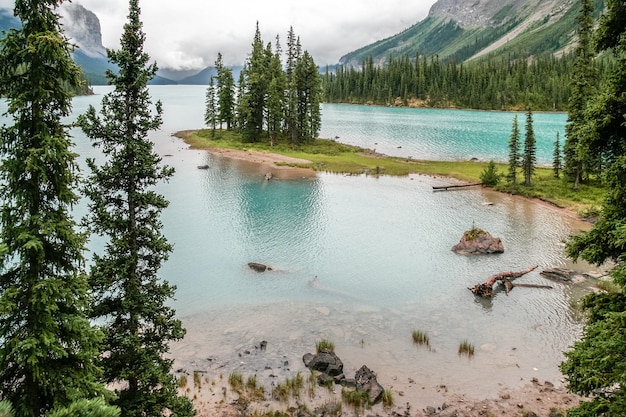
178,129,604,216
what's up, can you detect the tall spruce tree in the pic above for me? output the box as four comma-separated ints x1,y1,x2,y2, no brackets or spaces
507,114,521,185
285,27,301,144
266,38,286,145
553,132,562,179
563,0,596,190
0,1,105,416
239,22,268,142
205,77,218,135
214,53,235,130
522,108,536,186
77,1,194,416
294,50,322,143
561,1,626,414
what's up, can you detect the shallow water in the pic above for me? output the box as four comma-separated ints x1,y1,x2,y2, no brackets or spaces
2,85,595,397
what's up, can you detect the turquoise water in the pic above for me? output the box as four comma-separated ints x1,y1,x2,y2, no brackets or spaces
319,104,567,164
2,86,590,394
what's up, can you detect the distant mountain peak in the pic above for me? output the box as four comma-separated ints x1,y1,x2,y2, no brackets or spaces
339,0,593,67
59,3,107,59
427,0,574,28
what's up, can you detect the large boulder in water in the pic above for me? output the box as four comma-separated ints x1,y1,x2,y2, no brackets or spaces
452,227,504,255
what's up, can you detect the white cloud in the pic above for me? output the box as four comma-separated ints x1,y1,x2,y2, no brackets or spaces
2,0,437,70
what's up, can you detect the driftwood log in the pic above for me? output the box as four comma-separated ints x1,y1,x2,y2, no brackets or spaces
469,265,552,298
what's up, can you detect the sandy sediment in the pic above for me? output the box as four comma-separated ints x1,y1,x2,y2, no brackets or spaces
171,302,584,417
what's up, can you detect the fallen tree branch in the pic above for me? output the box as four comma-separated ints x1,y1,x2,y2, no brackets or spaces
469,265,539,298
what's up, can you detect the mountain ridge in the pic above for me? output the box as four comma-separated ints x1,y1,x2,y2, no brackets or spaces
338,0,602,67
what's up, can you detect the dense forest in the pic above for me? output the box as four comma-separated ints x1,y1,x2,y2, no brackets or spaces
322,52,615,111
206,24,322,146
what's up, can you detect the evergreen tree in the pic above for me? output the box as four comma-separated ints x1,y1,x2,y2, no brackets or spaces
77,1,194,416
507,115,521,185
205,77,218,135
240,22,268,142
0,1,104,416
266,38,286,145
214,53,235,130
561,1,626,414
522,108,536,186
235,68,247,132
294,50,322,143
563,0,596,189
553,131,562,178
285,27,301,144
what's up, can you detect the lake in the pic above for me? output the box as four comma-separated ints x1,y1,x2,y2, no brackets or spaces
1,85,591,399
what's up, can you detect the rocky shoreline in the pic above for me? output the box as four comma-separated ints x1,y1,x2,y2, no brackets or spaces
169,297,595,417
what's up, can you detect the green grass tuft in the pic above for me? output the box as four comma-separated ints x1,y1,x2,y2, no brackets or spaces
458,340,475,357
411,330,431,348
177,374,188,389
228,372,244,393
341,387,371,410
315,339,335,353
382,389,394,408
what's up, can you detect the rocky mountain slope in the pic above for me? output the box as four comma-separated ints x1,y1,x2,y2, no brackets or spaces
339,0,604,67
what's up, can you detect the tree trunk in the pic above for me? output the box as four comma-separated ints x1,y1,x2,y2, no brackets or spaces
469,265,543,297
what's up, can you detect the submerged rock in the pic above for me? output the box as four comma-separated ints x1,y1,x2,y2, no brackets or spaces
540,268,599,284
248,262,272,272
452,228,504,255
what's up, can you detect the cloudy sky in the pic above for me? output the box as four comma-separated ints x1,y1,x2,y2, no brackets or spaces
2,0,437,70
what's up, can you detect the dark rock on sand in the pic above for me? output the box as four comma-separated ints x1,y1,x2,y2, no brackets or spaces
303,349,344,377
355,365,385,404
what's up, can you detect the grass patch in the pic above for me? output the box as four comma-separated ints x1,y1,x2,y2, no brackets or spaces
465,222,486,241
596,279,621,294
228,372,244,393
177,374,188,389
307,372,317,398
458,340,475,357
193,370,202,389
177,130,606,213
245,375,266,401
315,339,335,353
382,389,394,408
411,330,430,348
272,372,305,402
341,387,371,411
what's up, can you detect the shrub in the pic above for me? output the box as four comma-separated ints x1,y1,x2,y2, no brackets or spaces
480,160,502,186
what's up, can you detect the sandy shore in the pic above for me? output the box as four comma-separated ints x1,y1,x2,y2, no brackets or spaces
172,303,584,417
171,135,590,415
177,130,317,180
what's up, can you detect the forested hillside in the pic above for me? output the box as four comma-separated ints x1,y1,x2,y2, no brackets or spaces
323,52,615,111
324,0,613,111
340,0,605,67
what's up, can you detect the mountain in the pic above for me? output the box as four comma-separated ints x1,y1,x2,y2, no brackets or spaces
57,3,116,85
174,66,244,85
339,0,605,67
